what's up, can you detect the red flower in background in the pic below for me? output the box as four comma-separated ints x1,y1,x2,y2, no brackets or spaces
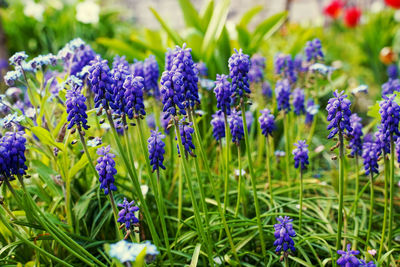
385,0,400,9
344,7,361,28
324,0,344,19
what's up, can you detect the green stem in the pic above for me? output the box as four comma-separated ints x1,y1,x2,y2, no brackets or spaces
336,129,345,254
299,169,303,234
266,136,274,206
388,135,395,252
223,113,231,215
173,119,214,264
241,103,266,261
366,172,374,248
234,145,242,217
378,154,389,260
284,113,291,192
105,111,161,246
353,155,360,217
189,110,239,263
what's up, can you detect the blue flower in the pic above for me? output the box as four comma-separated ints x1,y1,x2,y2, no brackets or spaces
229,109,244,144
374,126,390,154
273,216,296,253
165,48,174,71
259,108,276,137
65,76,89,130
349,114,363,156
262,81,272,98
379,94,400,140
229,48,251,105
309,63,335,76
248,54,265,83
123,75,146,119
28,54,57,70
109,240,159,263
305,99,318,125
9,52,28,66
293,140,309,170
144,55,160,96
131,60,144,78
214,74,232,115
326,90,353,139
146,114,156,129
58,39,96,76
359,260,376,267
211,110,225,141
195,61,208,77
96,145,117,195
110,63,130,115
112,55,129,70
4,68,23,86
148,130,166,171
362,135,380,175
294,54,307,73
275,79,291,113
274,54,297,84
337,244,360,267
304,38,324,62
160,70,186,118
88,57,114,109
176,119,195,157
293,88,305,115
382,78,400,96
387,64,398,79
117,197,139,230
0,131,27,178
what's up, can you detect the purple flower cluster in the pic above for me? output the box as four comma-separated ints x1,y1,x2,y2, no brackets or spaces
96,146,118,195
326,90,353,139
66,76,89,130
305,99,318,124
274,54,297,84
88,57,113,109
259,108,276,137
117,198,139,230
304,38,324,62
195,62,208,77
131,60,144,78
0,131,27,178
123,75,146,119
112,55,129,70
110,61,130,115
387,64,398,79
229,48,251,105
211,110,225,141
9,52,28,66
379,94,400,141
337,244,376,267
275,79,291,113
58,39,96,76
148,130,166,172
349,114,363,156
176,120,196,157
248,54,266,83
293,140,309,170
292,88,305,115
160,70,186,118
382,78,400,96
374,126,390,154
214,74,232,115
273,216,296,253
165,48,174,71
229,109,244,144
262,81,272,98
144,55,160,96
362,135,380,175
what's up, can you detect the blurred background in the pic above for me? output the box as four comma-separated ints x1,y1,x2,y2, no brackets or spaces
0,0,399,98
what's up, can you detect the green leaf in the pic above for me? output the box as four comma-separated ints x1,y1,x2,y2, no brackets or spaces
133,247,147,267
150,7,183,45
367,101,380,119
236,25,251,50
250,11,287,52
178,0,202,31
68,153,89,180
200,0,214,31
201,0,231,61
96,37,145,60
30,126,64,150
73,193,95,221
238,5,263,27
189,243,202,267
31,160,62,197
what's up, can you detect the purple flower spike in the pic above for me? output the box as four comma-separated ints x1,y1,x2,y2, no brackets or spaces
112,55,129,70
110,63,130,115
131,60,144,78
387,64,398,79
274,54,297,84
211,110,226,141
195,62,208,77
293,140,309,170
160,70,186,119
229,48,251,105
262,81,272,98
326,90,353,139
305,99,318,125
248,54,265,83
66,76,89,130
275,79,291,113
88,57,114,109
176,119,195,157
382,78,400,96
304,38,324,62
273,216,296,253
337,244,360,267
362,134,380,175
148,130,166,172
293,88,305,115
165,48,174,71
349,114,363,156
259,108,276,137
123,75,146,119
117,197,139,230
214,74,232,115
0,131,27,178
229,109,244,144
379,94,400,140
96,146,118,195
144,55,160,96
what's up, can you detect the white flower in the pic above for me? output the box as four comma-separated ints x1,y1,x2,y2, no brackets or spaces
76,0,100,24
368,249,377,256
234,169,246,176
24,1,45,21
141,185,149,197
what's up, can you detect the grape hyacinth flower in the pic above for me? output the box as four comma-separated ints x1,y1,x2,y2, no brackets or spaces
131,60,144,78
176,120,195,157
165,48,174,71
362,135,379,175
229,48,251,105
96,146,118,195
245,111,253,131
275,79,291,113
274,54,297,84
144,55,160,96
382,78,400,96
123,75,146,119
88,57,114,109
262,81,272,98
336,244,360,266
148,130,166,172
326,90,353,139
292,88,305,115
397,138,400,164
117,198,139,230
113,55,129,69
304,38,324,62
294,54,307,73
214,74,232,115
349,114,363,156
305,99,318,125
65,76,89,131
195,61,208,77
0,131,27,179
359,260,376,267
259,108,276,137
58,39,96,76
170,44,200,108
160,70,186,118
211,110,225,141
379,94,400,141
110,62,130,115
387,64,398,79
229,109,244,145
374,126,390,154
248,54,265,83
293,140,309,170
273,216,296,253
160,113,171,134
146,114,156,129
